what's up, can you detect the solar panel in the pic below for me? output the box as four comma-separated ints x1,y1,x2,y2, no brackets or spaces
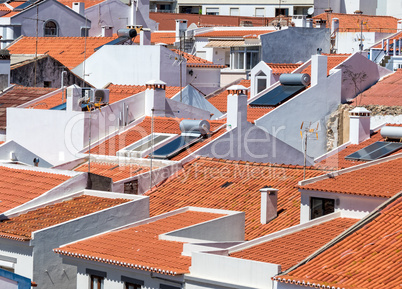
94,37,128,51
50,103,66,110
151,135,200,159
345,141,402,161
127,135,171,152
249,85,305,106
15,1,32,9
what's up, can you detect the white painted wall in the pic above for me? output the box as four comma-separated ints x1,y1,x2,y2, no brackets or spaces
200,4,310,17
371,115,402,128
254,59,342,159
186,67,221,95
85,0,157,37
186,252,280,289
30,193,149,289
335,32,392,54
72,45,186,88
299,189,387,223
0,239,33,280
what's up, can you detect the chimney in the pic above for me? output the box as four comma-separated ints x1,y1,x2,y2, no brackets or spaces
260,187,278,224
140,29,151,45
130,0,136,26
354,10,363,15
0,49,10,90
331,18,339,34
311,54,327,87
145,80,166,116
306,18,313,28
349,107,371,144
102,26,113,37
175,19,188,42
226,85,248,131
72,2,85,15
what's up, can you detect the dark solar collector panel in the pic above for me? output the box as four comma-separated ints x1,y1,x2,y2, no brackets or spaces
345,141,402,161
151,135,200,159
249,85,305,106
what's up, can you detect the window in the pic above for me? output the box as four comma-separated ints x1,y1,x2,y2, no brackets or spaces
44,20,58,37
124,179,138,194
44,81,52,87
206,7,219,15
81,27,89,37
122,276,144,289
310,197,335,220
256,71,267,93
255,8,265,17
86,269,106,289
231,47,260,70
275,8,289,16
90,275,104,289
230,8,239,16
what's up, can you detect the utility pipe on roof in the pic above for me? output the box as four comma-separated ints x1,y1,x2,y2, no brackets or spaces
61,70,67,102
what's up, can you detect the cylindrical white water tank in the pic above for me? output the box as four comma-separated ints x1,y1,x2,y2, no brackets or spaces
279,73,311,86
380,126,402,140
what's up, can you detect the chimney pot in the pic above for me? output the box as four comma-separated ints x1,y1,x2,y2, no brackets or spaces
226,85,248,131
260,187,278,224
145,80,166,116
349,107,371,144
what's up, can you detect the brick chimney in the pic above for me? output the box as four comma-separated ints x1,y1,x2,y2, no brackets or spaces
260,187,278,224
349,107,371,144
226,85,248,131
145,80,166,116
311,54,327,87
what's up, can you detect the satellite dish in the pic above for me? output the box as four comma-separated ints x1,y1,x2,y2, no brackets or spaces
307,7,314,15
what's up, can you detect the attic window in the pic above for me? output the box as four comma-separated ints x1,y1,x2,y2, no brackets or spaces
221,181,233,188
310,197,334,220
44,20,58,37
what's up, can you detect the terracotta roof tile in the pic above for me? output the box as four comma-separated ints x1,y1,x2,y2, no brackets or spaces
0,86,57,128
74,162,152,182
90,116,225,160
207,79,250,112
58,0,106,8
372,31,402,49
301,55,350,76
304,156,402,198
195,30,272,38
267,63,303,75
0,4,11,11
231,218,357,271
7,1,25,8
171,49,226,68
133,32,176,45
7,36,117,69
54,210,225,275
150,12,278,31
313,13,398,33
146,158,325,240
276,196,402,289
315,125,402,170
0,195,129,241
0,166,71,214
351,69,402,106
247,106,273,123
1,11,19,17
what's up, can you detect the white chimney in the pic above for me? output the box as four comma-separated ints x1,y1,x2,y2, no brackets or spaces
226,85,248,131
311,54,327,87
140,29,151,45
145,80,166,116
0,49,10,90
130,0,137,27
102,26,113,37
331,18,339,34
260,187,278,224
349,107,371,144
175,19,188,42
72,2,85,15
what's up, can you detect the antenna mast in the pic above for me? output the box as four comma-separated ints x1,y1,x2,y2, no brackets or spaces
300,121,319,179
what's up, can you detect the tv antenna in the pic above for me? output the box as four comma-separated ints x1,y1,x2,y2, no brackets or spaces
300,121,319,180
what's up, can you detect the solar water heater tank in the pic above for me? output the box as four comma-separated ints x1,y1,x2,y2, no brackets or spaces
180,119,210,136
380,126,402,140
279,73,310,87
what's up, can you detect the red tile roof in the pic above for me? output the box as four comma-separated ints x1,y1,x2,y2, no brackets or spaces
0,195,129,241
30,84,182,110
54,210,225,275
7,36,117,69
303,155,402,198
207,79,250,112
247,106,273,123
275,195,402,289
350,69,402,106
372,31,402,49
90,116,225,160
315,126,402,170
133,32,176,45
171,49,226,68
301,55,350,76
7,1,24,8
146,157,326,240
0,86,57,128
195,30,272,38
231,218,357,271
267,63,303,75
58,0,106,9
0,166,71,214
74,162,152,182
313,13,398,33
1,11,19,17
150,12,278,31
0,3,11,11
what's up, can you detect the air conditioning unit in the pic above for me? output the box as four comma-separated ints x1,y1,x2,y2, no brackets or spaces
81,88,109,104
90,89,109,104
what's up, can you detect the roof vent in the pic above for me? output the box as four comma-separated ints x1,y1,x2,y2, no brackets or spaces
260,186,278,224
